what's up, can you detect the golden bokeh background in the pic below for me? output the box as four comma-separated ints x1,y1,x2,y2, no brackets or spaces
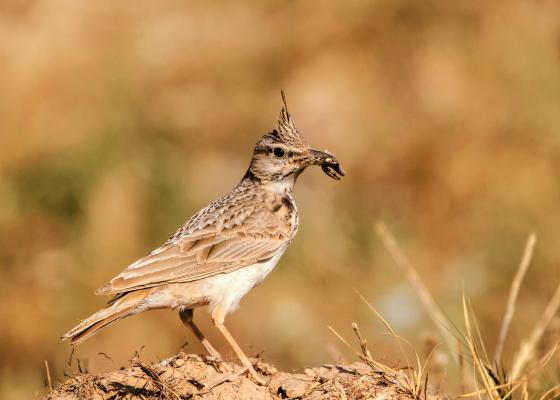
2,1,560,398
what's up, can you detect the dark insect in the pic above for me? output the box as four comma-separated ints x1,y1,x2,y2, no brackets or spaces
321,162,345,180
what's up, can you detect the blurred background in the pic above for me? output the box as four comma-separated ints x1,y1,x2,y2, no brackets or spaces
2,0,560,398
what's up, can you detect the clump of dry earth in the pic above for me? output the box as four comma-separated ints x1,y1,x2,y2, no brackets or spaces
45,352,444,399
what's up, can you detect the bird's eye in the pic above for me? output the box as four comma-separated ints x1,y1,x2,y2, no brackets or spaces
273,147,286,158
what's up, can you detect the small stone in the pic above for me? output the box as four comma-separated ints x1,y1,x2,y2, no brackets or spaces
175,358,185,367
308,390,325,400
315,366,338,379
255,359,278,375
281,378,308,398
304,368,315,377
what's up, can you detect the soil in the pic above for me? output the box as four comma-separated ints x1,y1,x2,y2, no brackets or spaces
45,352,444,399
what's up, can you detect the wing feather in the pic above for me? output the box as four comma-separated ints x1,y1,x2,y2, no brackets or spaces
95,187,294,295
96,232,284,294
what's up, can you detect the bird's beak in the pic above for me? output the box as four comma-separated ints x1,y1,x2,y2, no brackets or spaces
308,149,346,180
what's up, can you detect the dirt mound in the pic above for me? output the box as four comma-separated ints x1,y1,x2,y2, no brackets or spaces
45,352,437,399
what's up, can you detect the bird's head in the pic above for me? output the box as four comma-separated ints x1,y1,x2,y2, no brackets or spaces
245,92,345,183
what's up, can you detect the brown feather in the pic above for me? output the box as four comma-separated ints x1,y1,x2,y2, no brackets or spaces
96,215,287,295
62,290,149,344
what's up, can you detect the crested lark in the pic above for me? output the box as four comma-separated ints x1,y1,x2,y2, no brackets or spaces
62,92,345,383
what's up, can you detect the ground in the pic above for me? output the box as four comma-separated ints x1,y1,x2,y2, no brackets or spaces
45,352,442,400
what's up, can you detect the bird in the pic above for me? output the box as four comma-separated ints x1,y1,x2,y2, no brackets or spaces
62,92,345,384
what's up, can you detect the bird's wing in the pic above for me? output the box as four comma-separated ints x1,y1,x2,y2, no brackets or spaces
96,208,288,295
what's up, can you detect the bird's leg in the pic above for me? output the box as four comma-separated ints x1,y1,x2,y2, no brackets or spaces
179,308,223,361
212,320,266,385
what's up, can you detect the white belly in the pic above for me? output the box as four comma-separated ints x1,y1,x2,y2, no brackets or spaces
202,249,284,321
141,249,285,323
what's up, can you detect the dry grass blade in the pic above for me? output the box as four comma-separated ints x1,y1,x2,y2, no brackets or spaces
418,342,441,397
328,324,421,396
471,361,482,400
354,292,429,395
328,326,395,377
352,322,372,360
462,296,500,400
458,382,518,398
511,281,560,381
374,221,456,358
355,291,416,374
524,341,559,379
44,360,53,393
522,379,528,400
461,341,559,399
468,302,491,367
494,233,537,364
539,384,560,400
458,341,466,394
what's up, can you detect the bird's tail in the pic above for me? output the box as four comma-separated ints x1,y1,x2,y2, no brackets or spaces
61,290,149,345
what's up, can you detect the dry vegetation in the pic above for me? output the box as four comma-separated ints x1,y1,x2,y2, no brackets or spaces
2,1,560,399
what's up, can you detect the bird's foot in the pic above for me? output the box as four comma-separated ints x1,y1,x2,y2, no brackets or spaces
205,355,232,374
244,362,267,385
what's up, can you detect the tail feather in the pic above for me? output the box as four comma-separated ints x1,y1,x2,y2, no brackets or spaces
61,290,148,345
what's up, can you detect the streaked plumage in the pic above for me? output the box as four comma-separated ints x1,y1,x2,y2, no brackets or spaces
62,92,344,384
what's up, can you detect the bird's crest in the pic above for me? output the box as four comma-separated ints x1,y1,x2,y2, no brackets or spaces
275,91,309,149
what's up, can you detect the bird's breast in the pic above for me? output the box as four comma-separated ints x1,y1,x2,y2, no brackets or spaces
268,193,298,239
